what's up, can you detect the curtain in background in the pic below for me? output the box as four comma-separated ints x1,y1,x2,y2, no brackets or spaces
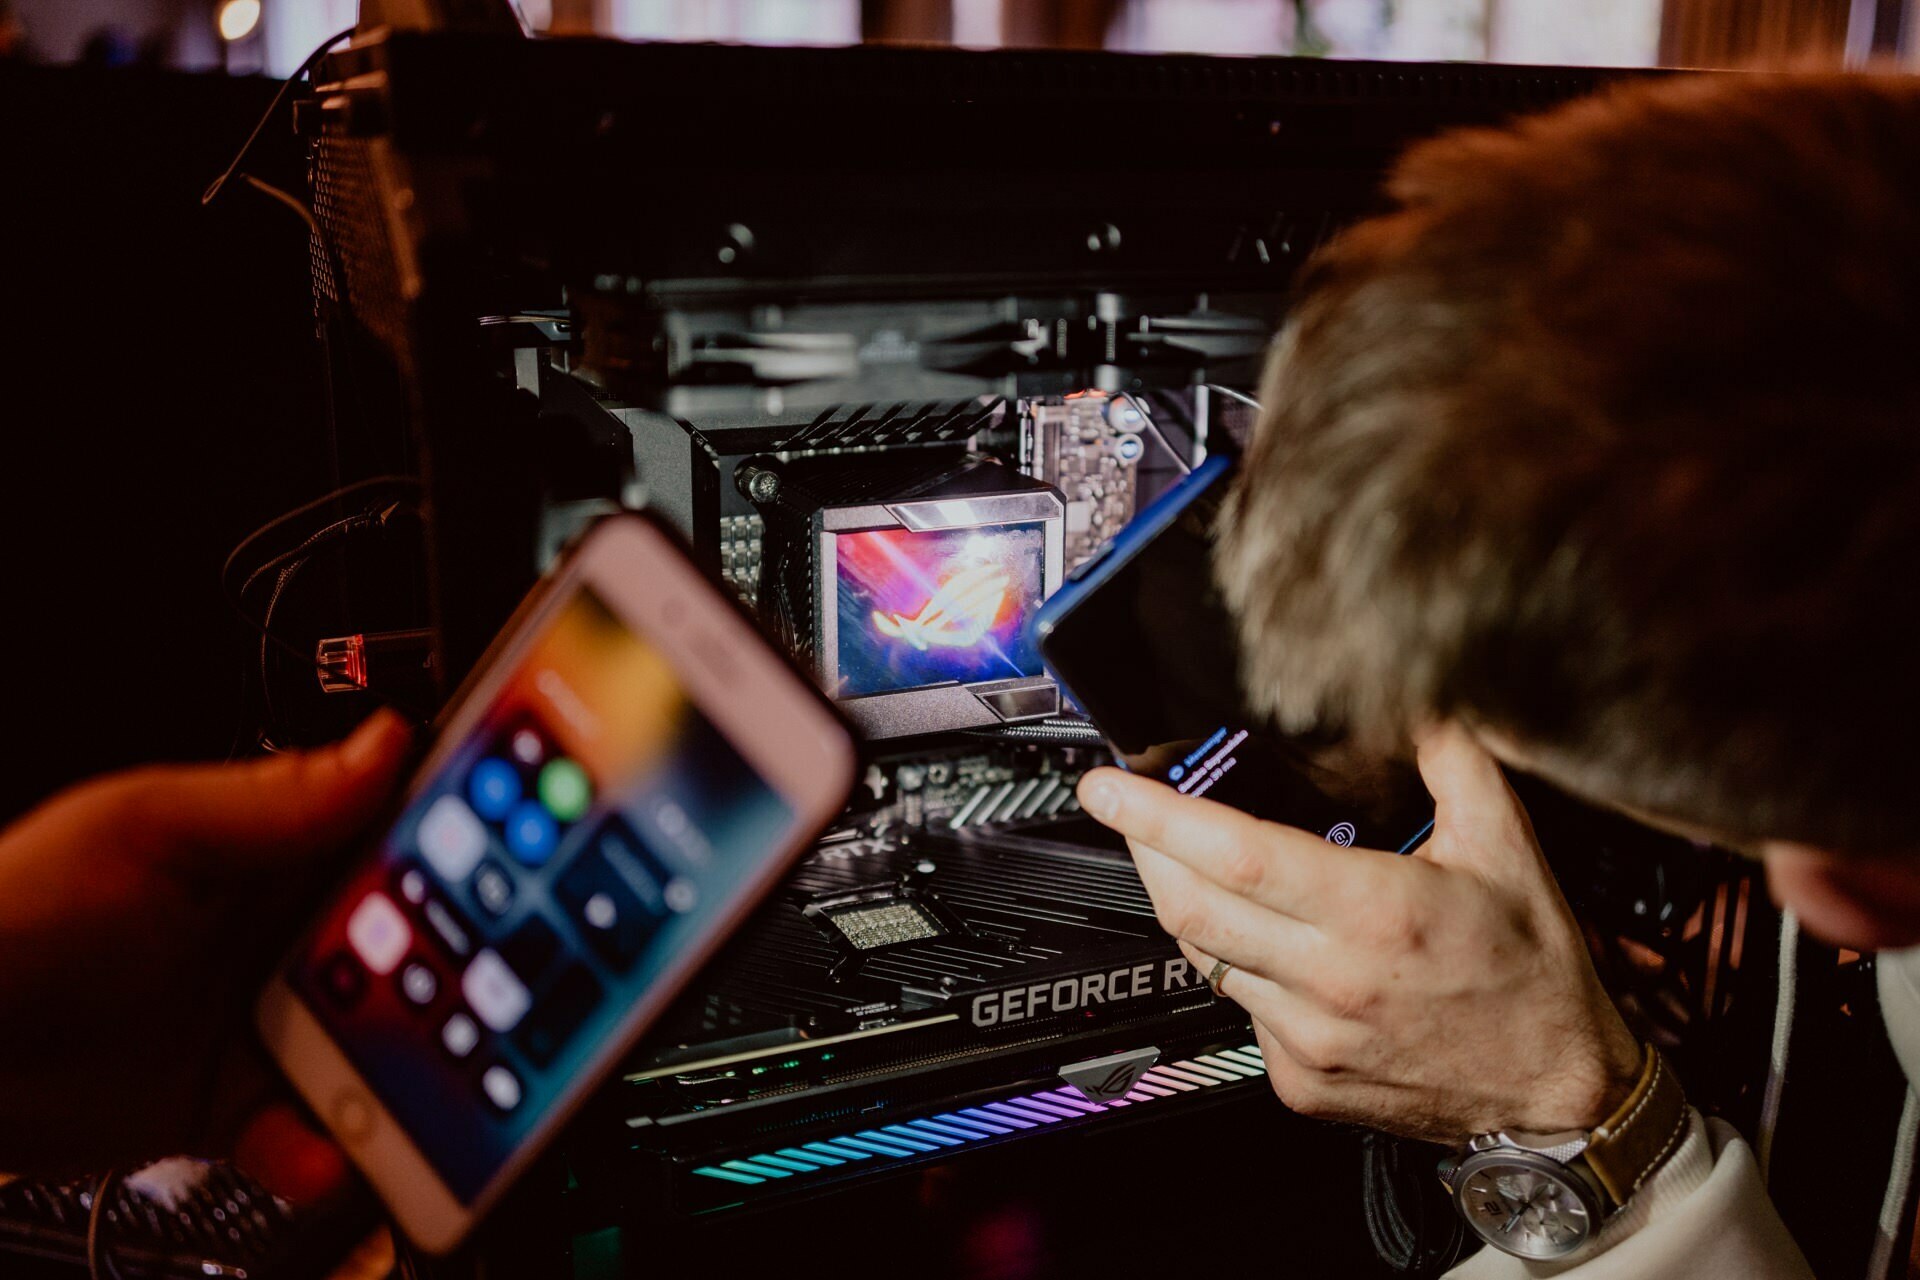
235,0,1905,77
1660,0,1858,65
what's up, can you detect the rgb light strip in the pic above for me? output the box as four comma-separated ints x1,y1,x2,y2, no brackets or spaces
690,1043,1266,1189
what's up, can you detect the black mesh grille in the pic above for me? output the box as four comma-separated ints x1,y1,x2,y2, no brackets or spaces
777,398,1003,452
310,133,407,358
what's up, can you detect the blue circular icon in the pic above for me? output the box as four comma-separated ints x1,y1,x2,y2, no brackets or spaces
1168,764,1186,783
505,800,559,866
469,758,521,822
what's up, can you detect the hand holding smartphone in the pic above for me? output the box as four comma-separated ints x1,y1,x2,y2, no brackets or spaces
256,514,855,1253
1030,454,1433,853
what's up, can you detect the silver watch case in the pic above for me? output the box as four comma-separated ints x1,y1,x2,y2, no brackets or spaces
1444,1131,1607,1261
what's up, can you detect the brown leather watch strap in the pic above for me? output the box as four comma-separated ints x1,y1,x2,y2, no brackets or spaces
1581,1044,1689,1209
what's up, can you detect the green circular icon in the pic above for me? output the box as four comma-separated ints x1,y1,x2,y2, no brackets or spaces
538,758,593,823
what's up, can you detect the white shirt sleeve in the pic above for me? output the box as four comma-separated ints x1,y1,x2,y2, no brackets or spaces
1445,1110,1814,1279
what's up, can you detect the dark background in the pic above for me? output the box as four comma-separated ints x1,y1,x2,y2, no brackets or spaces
0,65,327,822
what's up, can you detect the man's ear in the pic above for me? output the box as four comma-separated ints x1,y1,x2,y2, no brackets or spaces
1762,842,1920,950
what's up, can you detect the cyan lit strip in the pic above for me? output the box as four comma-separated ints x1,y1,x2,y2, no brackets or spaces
804,1140,874,1162
690,1045,1266,1192
722,1159,791,1179
776,1146,842,1167
901,1119,980,1144
887,1123,963,1148
847,1132,927,1156
936,1105,1013,1136
861,1127,941,1153
692,1164,764,1185
928,1114,1007,1138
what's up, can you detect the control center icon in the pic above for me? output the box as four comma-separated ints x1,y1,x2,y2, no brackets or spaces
1325,822,1357,847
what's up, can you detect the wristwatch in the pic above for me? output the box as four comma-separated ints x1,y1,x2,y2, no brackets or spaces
1438,1044,1688,1260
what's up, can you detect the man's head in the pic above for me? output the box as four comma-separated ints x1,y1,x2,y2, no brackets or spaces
1216,73,1920,946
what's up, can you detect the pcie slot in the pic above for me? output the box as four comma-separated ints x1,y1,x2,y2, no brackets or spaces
991,777,1043,823
1014,776,1061,820
946,785,998,829
950,781,1016,829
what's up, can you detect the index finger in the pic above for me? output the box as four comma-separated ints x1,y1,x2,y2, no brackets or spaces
1077,767,1388,922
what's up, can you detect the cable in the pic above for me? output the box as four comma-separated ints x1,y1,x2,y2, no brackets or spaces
1203,382,1263,413
257,515,372,745
221,477,427,744
1866,1087,1920,1280
962,717,1108,745
225,491,417,670
222,475,418,621
240,173,320,240
199,23,380,600
1756,908,1799,1185
202,27,356,209
84,1169,125,1280
393,1229,431,1280
1147,388,1197,433
1114,392,1192,475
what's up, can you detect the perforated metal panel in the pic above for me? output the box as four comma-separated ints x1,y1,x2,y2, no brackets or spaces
310,134,407,358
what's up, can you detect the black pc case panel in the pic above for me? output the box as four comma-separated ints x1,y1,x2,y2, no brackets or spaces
300,32,1640,1230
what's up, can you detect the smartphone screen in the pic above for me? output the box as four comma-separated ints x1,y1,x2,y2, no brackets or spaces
285,582,808,1205
1035,456,1433,853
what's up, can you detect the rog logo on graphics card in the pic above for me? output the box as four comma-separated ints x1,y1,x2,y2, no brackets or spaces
1059,1048,1162,1104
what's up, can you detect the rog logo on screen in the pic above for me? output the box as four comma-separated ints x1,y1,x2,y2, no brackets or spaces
871,563,1011,653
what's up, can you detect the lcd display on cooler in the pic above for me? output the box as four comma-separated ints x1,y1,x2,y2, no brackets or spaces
831,524,1047,698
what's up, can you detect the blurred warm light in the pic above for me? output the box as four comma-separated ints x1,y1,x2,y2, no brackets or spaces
218,0,263,42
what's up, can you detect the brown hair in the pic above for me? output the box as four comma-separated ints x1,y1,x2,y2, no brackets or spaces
1217,72,1920,854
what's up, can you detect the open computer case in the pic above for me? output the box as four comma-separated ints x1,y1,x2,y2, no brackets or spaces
280,6,1828,1272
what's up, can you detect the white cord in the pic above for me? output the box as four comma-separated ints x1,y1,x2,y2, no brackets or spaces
1757,908,1800,1184
1202,382,1263,413
1866,1087,1920,1280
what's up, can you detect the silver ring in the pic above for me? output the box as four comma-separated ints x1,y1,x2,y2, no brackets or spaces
1206,959,1234,997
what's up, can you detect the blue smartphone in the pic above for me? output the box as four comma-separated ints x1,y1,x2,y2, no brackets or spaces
1030,454,1434,853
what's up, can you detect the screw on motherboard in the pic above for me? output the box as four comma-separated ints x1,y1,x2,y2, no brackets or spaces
734,459,782,505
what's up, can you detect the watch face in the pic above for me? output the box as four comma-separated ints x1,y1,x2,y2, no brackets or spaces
1455,1150,1598,1260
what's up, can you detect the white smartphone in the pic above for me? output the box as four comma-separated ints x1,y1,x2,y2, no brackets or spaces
256,513,856,1253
